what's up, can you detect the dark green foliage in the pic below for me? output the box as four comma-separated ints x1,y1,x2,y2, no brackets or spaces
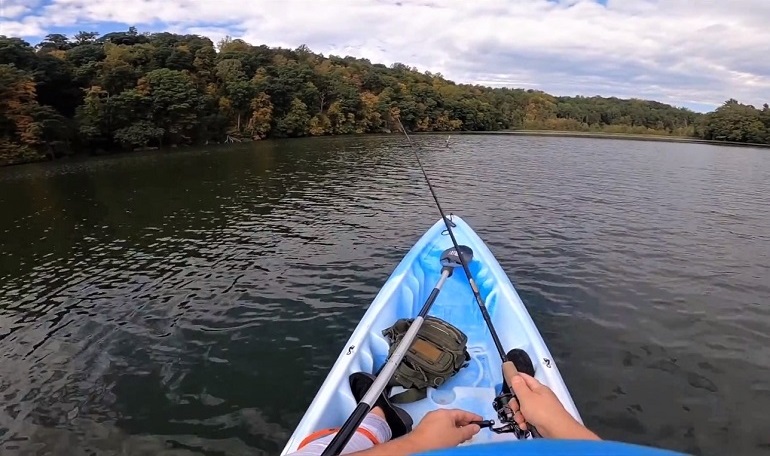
697,99,769,144
0,36,37,69
33,54,81,116
114,121,164,148
0,28,767,166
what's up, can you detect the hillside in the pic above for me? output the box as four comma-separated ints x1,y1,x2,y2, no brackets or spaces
1,28,767,166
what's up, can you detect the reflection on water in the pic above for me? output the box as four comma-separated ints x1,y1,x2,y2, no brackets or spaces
1,136,769,455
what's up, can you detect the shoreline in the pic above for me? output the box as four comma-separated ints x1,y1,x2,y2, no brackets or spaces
453,130,770,148
4,130,769,168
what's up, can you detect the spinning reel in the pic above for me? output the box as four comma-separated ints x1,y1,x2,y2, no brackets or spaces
491,391,531,439
471,391,532,438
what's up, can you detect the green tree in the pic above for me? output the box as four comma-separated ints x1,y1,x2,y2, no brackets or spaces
247,92,273,139
0,65,54,164
75,86,111,146
37,33,71,52
99,43,139,94
114,121,165,148
137,68,204,145
0,37,37,69
276,97,310,137
214,59,255,134
73,31,100,45
698,100,766,144
33,54,81,116
755,103,770,143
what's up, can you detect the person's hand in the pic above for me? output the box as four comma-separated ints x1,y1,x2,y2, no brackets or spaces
401,409,482,452
508,372,571,432
508,373,600,440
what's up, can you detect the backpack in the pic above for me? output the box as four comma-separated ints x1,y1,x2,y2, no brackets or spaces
381,316,470,403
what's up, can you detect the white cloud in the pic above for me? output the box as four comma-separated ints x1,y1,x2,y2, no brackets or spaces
5,0,770,110
0,5,27,19
0,0,43,34
0,18,44,37
0,0,40,19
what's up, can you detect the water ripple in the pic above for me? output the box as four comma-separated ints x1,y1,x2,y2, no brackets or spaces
1,136,769,455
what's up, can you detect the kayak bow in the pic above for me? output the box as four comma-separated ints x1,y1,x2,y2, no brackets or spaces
280,216,581,454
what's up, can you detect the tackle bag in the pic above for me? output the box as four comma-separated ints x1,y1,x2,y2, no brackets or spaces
381,316,470,403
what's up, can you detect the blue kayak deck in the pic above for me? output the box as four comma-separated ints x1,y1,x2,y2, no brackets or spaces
281,216,580,453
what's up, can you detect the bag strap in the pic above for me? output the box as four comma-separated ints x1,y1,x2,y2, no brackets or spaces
390,387,428,404
386,360,436,404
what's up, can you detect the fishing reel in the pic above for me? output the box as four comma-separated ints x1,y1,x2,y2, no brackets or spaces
470,392,530,438
490,391,531,439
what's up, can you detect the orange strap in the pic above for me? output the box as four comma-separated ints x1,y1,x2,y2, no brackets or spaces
298,428,338,449
356,427,380,447
298,426,380,450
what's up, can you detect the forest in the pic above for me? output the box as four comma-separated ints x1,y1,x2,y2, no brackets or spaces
1,28,769,166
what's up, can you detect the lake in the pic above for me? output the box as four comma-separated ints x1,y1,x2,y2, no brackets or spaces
1,135,769,455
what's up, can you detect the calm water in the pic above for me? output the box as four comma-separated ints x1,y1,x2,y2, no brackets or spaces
1,135,769,455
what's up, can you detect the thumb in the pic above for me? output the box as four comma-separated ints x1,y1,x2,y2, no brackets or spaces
517,372,546,392
510,374,533,400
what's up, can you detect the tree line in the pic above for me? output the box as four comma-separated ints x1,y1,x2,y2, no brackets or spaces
1,28,768,166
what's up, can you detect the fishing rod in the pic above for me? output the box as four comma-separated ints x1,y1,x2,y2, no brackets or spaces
396,118,542,439
320,246,472,456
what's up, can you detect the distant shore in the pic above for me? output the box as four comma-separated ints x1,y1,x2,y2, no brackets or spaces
455,130,770,148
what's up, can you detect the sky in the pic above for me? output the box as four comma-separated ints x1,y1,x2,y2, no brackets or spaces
1,0,769,112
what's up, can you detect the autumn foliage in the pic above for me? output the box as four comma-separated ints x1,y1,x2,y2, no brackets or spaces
1,29,767,166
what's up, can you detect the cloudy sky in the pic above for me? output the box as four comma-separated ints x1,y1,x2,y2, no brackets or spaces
1,0,769,111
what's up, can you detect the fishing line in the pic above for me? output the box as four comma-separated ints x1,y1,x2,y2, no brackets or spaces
396,118,508,359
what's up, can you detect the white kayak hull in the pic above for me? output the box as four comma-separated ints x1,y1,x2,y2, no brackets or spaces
281,215,581,454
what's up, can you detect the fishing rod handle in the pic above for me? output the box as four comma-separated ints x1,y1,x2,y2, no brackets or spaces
322,314,432,456
502,361,543,439
321,268,452,455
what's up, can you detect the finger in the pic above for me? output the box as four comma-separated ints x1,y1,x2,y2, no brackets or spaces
448,409,483,425
517,373,545,392
458,424,481,442
510,374,533,401
513,409,528,431
508,397,520,414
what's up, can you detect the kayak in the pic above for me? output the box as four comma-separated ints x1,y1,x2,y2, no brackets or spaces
280,215,581,454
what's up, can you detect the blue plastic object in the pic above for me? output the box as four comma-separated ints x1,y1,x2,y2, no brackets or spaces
281,216,583,454
417,440,687,455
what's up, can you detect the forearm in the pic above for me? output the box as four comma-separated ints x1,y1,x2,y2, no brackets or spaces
538,416,600,441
